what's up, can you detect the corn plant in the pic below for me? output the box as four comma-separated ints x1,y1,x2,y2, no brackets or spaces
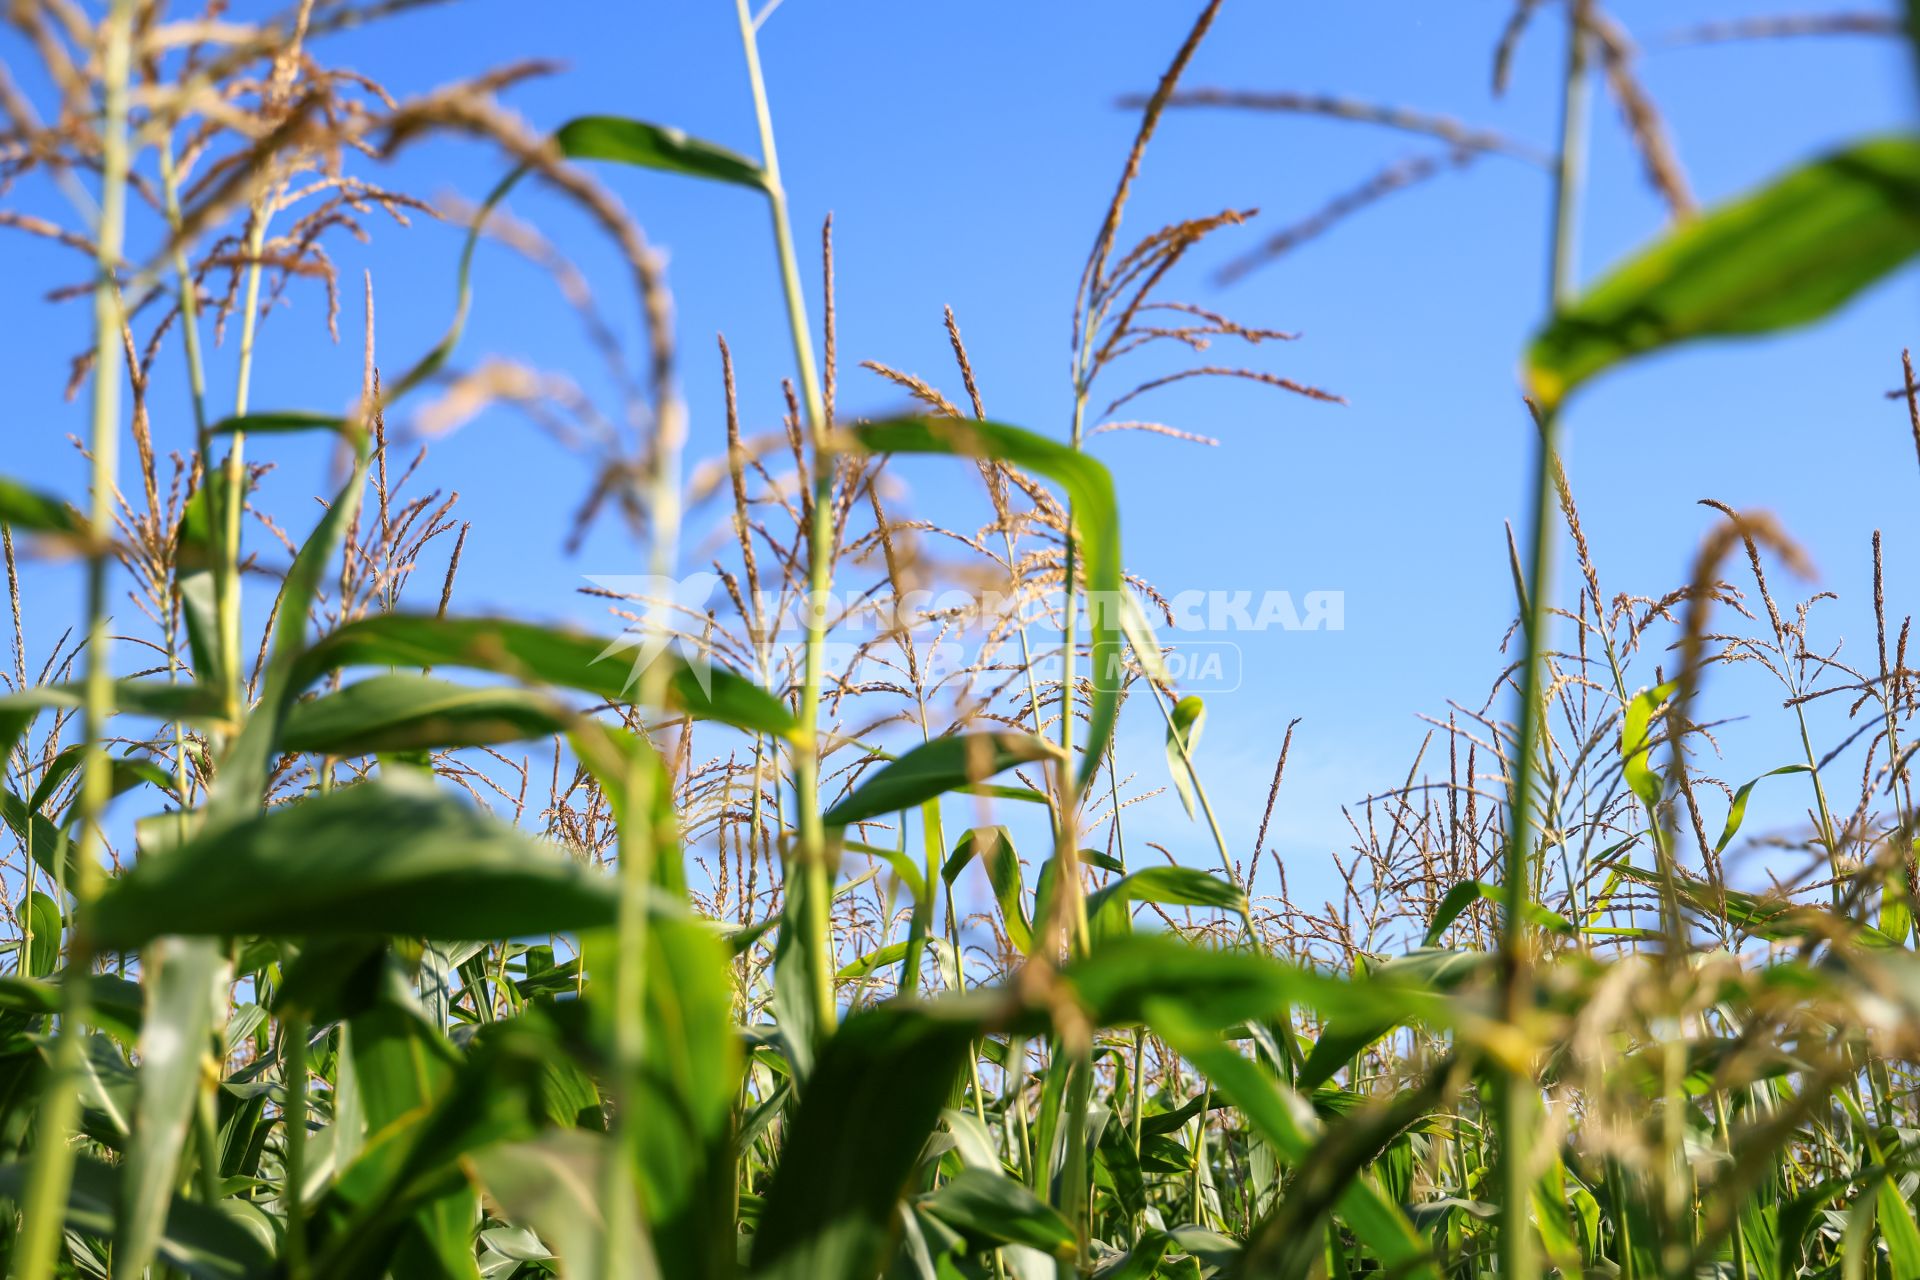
4,2,1920,1279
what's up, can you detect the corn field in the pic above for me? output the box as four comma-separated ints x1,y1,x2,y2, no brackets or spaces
4,1,1920,1277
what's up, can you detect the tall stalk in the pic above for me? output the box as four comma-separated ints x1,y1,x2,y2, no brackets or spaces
11,4,134,1275
734,0,837,1040
608,276,688,1245
1498,4,1591,1278
282,1016,312,1280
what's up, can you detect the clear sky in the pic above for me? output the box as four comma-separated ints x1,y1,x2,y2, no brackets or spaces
4,2,1917,915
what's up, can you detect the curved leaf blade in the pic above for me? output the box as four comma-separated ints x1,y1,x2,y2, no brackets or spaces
824,733,1057,827
295,613,797,741
0,476,84,537
844,417,1124,789
1529,135,1920,409
278,673,576,756
1164,694,1207,819
554,115,769,191
90,777,618,949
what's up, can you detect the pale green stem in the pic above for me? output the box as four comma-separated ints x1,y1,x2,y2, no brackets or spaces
12,5,134,1275
1498,6,1591,1280
283,1017,311,1280
220,204,272,718
159,134,211,810
735,0,836,1041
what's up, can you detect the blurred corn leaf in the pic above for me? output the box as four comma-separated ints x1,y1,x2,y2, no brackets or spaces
0,476,82,536
89,777,618,948
1296,949,1490,1091
1148,999,1440,1280
279,673,576,756
1423,879,1574,946
1529,136,1920,409
0,1156,273,1279
919,1167,1075,1258
293,614,797,740
113,939,228,1280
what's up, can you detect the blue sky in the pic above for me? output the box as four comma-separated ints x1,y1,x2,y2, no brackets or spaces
4,2,1917,918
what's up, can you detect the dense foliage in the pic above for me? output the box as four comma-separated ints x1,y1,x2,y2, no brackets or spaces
4,2,1920,1278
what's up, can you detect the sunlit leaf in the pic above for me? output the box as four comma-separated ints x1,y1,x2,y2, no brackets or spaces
90,776,618,948
1164,694,1206,819
295,613,798,741
279,673,576,756
555,115,769,191
843,417,1125,789
1529,136,1920,409
824,733,1058,827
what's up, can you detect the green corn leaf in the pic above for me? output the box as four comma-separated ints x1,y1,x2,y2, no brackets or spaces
0,972,143,1043
748,996,994,1280
824,732,1057,827
0,475,84,537
1716,764,1811,854
23,891,59,978
1119,590,1173,689
569,719,687,894
24,743,170,815
837,940,911,981
0,790,71,893
1531,1152,1586,1277
1086,865,1248,944
373,112,765,428
1620,680,1678,809
1095,1117,1149,1219
843,417,1125,790
294,613,798,741
0,680,227,767
1066,933,1456,1036
752,933,1458,1280
89,776,619,948
1164,694,1206,819
1886,846,1916,949
578,910,743,1279
554,115,769,191
278,673,576,756
205,410,351,438
1296,949,1491,1091
207,438,373,825
1147,999,1440,1280
1528,135,1920,409
470,1131,652,1280
919,1167,1075,1257
845,841,928,906
1838,1087,1920,1279
1423,879,1574,947
310,1006,562,1274
0,1156,273,1280
113,938,229,1280
173,480,227,697
1101,1229,1173,1280
941,826,1032,954
1605,861,1897,946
